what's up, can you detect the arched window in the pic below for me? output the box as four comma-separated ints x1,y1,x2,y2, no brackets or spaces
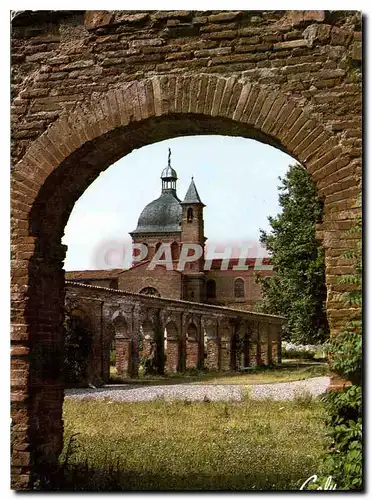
206,279,216,299
234,278,245,298
140,287,161,297
187,322,198,340
187,207,193,223
165,321,178,341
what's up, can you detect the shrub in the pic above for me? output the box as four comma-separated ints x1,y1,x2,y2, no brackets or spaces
306,207,362,491
139,354,157,375
63,313,92,385
293,390,314,409
110,349,116,367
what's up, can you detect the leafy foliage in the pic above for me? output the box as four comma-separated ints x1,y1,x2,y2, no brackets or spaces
110,348,116,367
139,353,158,375
63,312,92,385
312,205,363,491
256,164,329,344
328,330,362,385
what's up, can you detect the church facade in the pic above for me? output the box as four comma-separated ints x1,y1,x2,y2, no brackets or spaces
66,150,273,311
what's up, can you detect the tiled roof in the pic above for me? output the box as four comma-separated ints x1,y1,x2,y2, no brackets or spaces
207,257,272,271
181,178,204,205
65,269,125,280
65,280,285,321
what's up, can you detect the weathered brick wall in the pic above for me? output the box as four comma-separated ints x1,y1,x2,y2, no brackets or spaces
132,233,181,261
117,262,182,298
207,268,273,309
67,266,271,310
11,10,361,163
10,9,362,490
65,282,283,380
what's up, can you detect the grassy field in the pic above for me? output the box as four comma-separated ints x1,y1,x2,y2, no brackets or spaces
109,361,328,386
58,395,327,491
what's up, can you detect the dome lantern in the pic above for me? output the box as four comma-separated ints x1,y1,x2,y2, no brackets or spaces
161,148,178,194
130,149,182,236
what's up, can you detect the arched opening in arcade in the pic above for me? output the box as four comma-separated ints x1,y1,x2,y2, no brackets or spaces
12,75,356,489
62,132,303,381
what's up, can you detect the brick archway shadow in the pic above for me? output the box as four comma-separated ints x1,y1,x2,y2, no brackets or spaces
11,73,360,488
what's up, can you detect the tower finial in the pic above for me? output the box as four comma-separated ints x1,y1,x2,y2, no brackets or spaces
168,147,171,166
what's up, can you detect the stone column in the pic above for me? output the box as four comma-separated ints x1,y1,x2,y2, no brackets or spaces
249,321,259,367
206,337,219,370
165,336,179,373
163,312,181,374
219,320,231,371
260,340,269,366
179,313,187,372
205,318,220,371
203,317,220,371
271,323,282,364
259,322,269,366
249,342,258,367
230,319,242,371
271,340,279,364
186,337,199,369
116,337,132,377
153,310,165,376
131,306,145,378
102,304,114,383
87,299,104,385
220,337,230,371
243,332,250,369
197,315,204,370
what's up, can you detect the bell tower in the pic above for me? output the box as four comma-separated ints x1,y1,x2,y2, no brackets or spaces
180,177,206,302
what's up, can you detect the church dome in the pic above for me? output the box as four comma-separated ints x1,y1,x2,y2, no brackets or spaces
131,148,183,235
161,165,178,180
132,193,182,234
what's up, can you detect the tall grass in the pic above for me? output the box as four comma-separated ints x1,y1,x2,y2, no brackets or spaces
109,363,328,385
54,396,326,491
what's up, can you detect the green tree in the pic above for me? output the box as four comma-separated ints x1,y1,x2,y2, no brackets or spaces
256,163,329,344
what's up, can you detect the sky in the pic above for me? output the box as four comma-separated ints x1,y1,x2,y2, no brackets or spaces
62,135,295,270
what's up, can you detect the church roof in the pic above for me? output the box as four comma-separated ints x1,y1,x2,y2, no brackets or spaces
161,165,178,180
131,148,182,234
65,269,124,280
206,257,272,270
181,178,205,206
131,192,182,234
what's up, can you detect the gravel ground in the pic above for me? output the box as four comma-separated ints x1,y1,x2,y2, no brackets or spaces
65,376,330,403
250,376,330,401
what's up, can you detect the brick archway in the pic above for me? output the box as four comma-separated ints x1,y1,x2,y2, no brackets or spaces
11,73,360,488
